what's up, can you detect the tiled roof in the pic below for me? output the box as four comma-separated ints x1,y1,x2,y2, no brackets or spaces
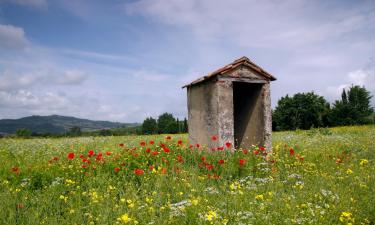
183,56,276,88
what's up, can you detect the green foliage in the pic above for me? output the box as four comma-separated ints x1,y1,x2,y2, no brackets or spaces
330,85,373,125
273,92,330,131
157,113,178,134
15,128,31,138
68,126,81,136
142,117,158,134
183,118,188,133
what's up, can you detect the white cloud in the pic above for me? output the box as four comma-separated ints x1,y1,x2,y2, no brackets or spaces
0,24,29,50
325,67,375,105
0,69,87,91
125,0,375,48
0,90,68,109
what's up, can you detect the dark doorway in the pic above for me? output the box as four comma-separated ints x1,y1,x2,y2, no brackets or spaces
233,82,264,149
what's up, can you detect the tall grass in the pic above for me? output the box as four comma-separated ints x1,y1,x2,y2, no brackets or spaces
0,125,374,224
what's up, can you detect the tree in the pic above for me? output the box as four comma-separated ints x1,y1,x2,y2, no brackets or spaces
273,92,330,131
68,126,81,136
16,128,31,138
142,117,158,134
183,118,188,133
330,85,373,125
157,113,177,134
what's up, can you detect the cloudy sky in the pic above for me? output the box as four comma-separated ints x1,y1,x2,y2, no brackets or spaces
0,0,374,122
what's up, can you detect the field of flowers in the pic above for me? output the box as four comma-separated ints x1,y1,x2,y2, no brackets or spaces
0,125,374,225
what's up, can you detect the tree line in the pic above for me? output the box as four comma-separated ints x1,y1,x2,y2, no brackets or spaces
273,85,374,131
142,113,188,134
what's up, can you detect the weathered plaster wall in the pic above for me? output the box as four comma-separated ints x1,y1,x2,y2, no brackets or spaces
216,80,234,149
187,81,219,149
262,82,272,150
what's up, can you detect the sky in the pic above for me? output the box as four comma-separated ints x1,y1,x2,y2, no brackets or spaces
0,0,374,123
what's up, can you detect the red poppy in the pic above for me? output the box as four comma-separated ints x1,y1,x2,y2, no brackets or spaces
196,144,200,148
149,140,155,145
53,157,59,161
206,164,214,170
161,167,167,174
140,141,146,146
88,150,95,157
201,156,206,162
289,148,295,156
218,159,225,165
67,152,75,160
177,140,183,145
211,135,218,141
152,151,159,156
106,151,111,156
149,165,154,171
166,136,172,140
134,168,144,175
114,167,120,172
253,150,259,155
177,155,184,163
163,147,170,153
239,159,245,166
96,152,103,161
260,146,266,151
119,143,124,147
225,142,232,148
217,146,224,151
145,148,151,153
11,167,20,174
243,149,249,154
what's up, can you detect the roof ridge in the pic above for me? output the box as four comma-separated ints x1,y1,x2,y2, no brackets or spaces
182,56,276,88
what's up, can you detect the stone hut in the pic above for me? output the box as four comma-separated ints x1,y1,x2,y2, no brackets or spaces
183,56,276,150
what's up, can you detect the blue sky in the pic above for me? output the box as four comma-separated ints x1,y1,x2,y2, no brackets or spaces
0,0,374,122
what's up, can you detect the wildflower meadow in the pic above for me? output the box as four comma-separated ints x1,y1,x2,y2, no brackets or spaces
0,125,374,224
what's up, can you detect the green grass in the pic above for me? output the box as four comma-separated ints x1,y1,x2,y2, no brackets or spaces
0,125,374,224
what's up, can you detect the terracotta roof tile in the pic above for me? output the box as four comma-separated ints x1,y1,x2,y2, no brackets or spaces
182,56,276,88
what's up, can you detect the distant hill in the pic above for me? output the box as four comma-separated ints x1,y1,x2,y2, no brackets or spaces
0,115,139,134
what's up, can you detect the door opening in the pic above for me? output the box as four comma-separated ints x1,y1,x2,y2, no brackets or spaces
233,82,264,149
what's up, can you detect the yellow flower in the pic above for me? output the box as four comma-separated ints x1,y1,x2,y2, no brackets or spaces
205,210,217,221
255,194,264,201
190,198,199,206
59,195,68,203
117,213,131,223
145,197,153,204
360,159,368,166
346,169,353,175
339,211,353,223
